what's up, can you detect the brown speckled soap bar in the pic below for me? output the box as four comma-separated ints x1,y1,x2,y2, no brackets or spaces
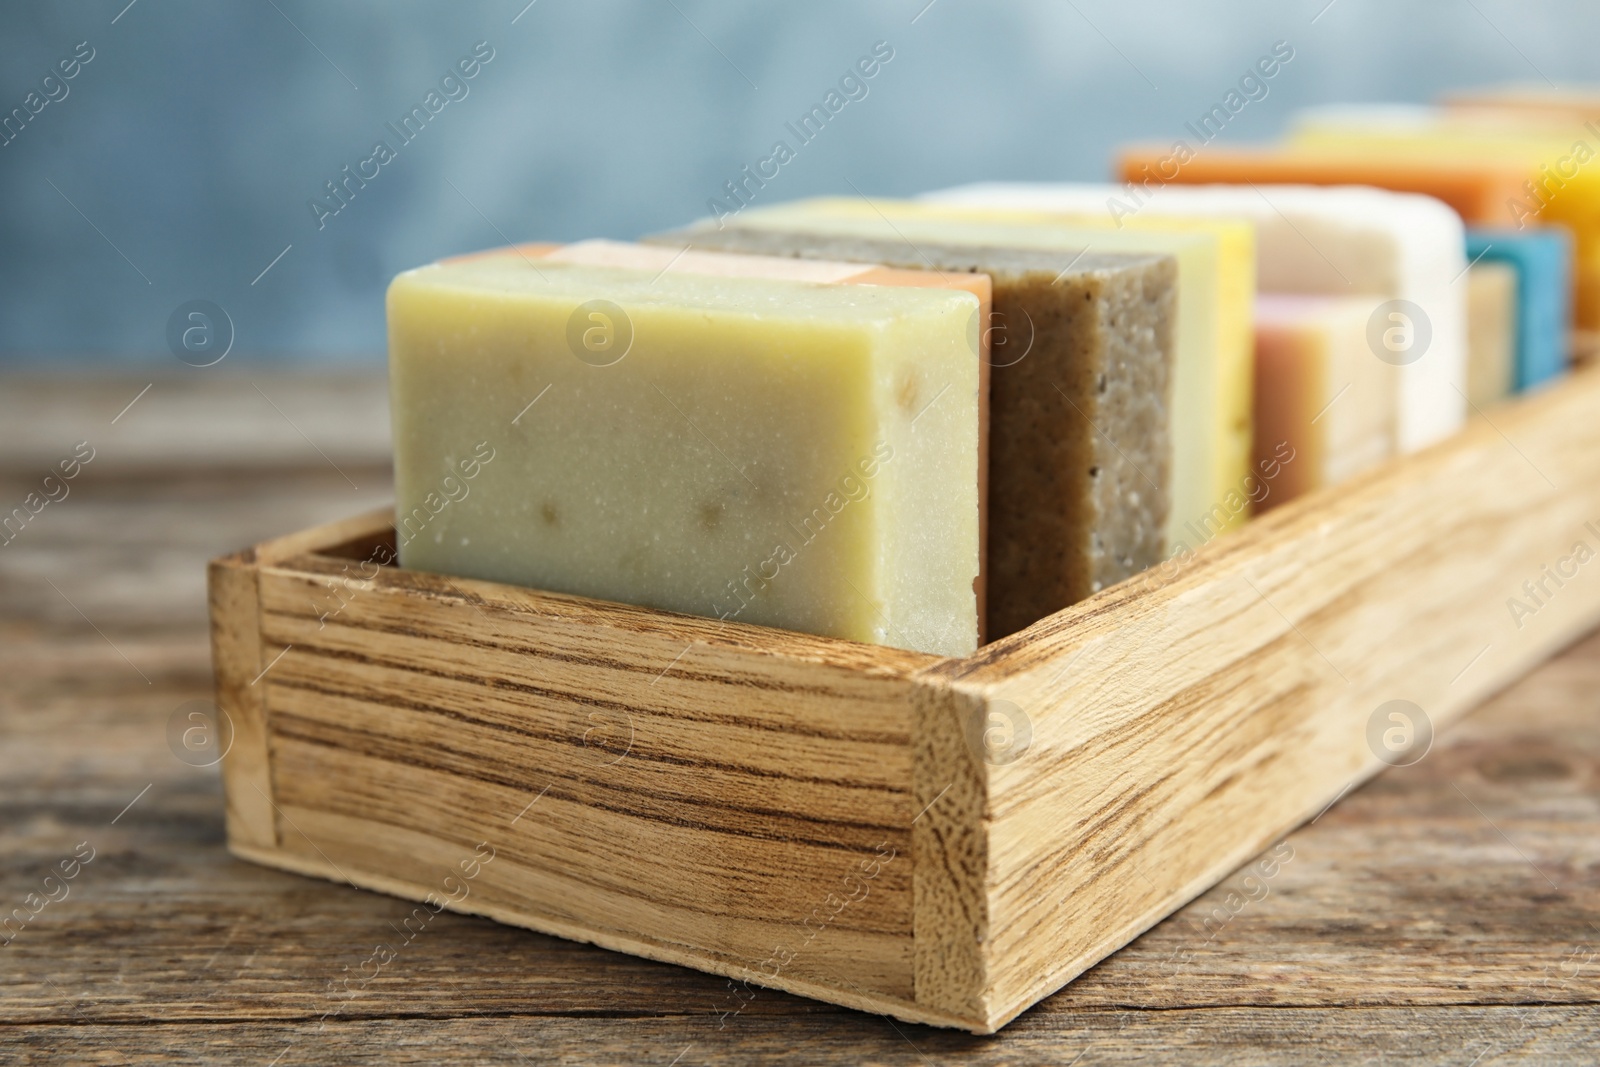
651,225,1175,640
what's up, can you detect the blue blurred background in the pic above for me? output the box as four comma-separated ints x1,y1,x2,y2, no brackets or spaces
1,0,1593,364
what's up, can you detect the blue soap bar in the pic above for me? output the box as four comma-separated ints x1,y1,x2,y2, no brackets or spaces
1465,228,1572,392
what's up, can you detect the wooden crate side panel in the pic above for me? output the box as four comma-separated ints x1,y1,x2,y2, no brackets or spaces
207,551,277,849
948,368,1600,1028
223,836,982,1031
908,682,992,1027
252,558,921,1001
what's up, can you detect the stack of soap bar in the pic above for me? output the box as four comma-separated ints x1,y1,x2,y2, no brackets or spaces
648,207,1179,638
661,196,1237,558
1253,295,1396,509
1281,107,1599,327
1201,106,1594,340
861,201,1259,548
387,243,986,655
1466,228,1572,391
928,182,1469,454
1465,260,1517,408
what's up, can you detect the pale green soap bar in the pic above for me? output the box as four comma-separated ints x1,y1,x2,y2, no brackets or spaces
387,256,982,656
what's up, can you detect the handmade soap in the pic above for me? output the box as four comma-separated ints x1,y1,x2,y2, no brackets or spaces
1113,143,1525,230
930,182,1468,454
1252,295,1396,511
1465,228,1571,391
1465,261,1517,409
649,210,1178,638
448,238,996,635
1126,117,1596,335
668,197,1234,553
850,201,1258,550
387,250,984,655
1282,108,1598,328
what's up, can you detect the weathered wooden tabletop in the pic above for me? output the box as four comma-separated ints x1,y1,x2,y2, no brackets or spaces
2,372,1597,1065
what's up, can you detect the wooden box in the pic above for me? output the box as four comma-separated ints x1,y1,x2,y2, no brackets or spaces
209,368,1600,1034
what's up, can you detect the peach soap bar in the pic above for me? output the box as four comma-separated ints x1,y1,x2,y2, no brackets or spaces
387,243,986,655
1253,295,1396,509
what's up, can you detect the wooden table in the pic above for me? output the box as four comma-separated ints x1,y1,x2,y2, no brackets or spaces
3,372,1597,1065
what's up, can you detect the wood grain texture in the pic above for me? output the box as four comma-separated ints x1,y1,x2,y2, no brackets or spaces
245,529,938,1016
207,551,276,850
909,682,990,1022
4,372,1598,1063
6,1008,1600,1067
938,365,1600,1028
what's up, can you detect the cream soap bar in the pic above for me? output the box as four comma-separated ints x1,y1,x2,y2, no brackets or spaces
387,249,984,655
1466,260,1517,408
1465,229,1571,393
650,211,1178,639
1253,295,1397,509
930,182,1469,454
451,238,996,635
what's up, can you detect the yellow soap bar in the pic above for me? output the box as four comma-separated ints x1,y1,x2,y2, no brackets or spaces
1466,260,1517,409
1252,295,1396,510
712,197,1250,554
387,252,983,655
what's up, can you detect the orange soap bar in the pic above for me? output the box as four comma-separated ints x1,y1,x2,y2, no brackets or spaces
1115,145,1526,225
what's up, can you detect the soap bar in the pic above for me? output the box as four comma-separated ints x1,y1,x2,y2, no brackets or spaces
665,196,1228,559
1281,107,1599,330
1465,228,1571,391
1443,85,1600,124
930,182,1468,454
1123,117,1592,338
1252,295,1396,510
387,249,984,655
860,200,1258,551
1465,261,1517,408
1113,142,1524,230
649,208,1178,638
450,238,996,637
